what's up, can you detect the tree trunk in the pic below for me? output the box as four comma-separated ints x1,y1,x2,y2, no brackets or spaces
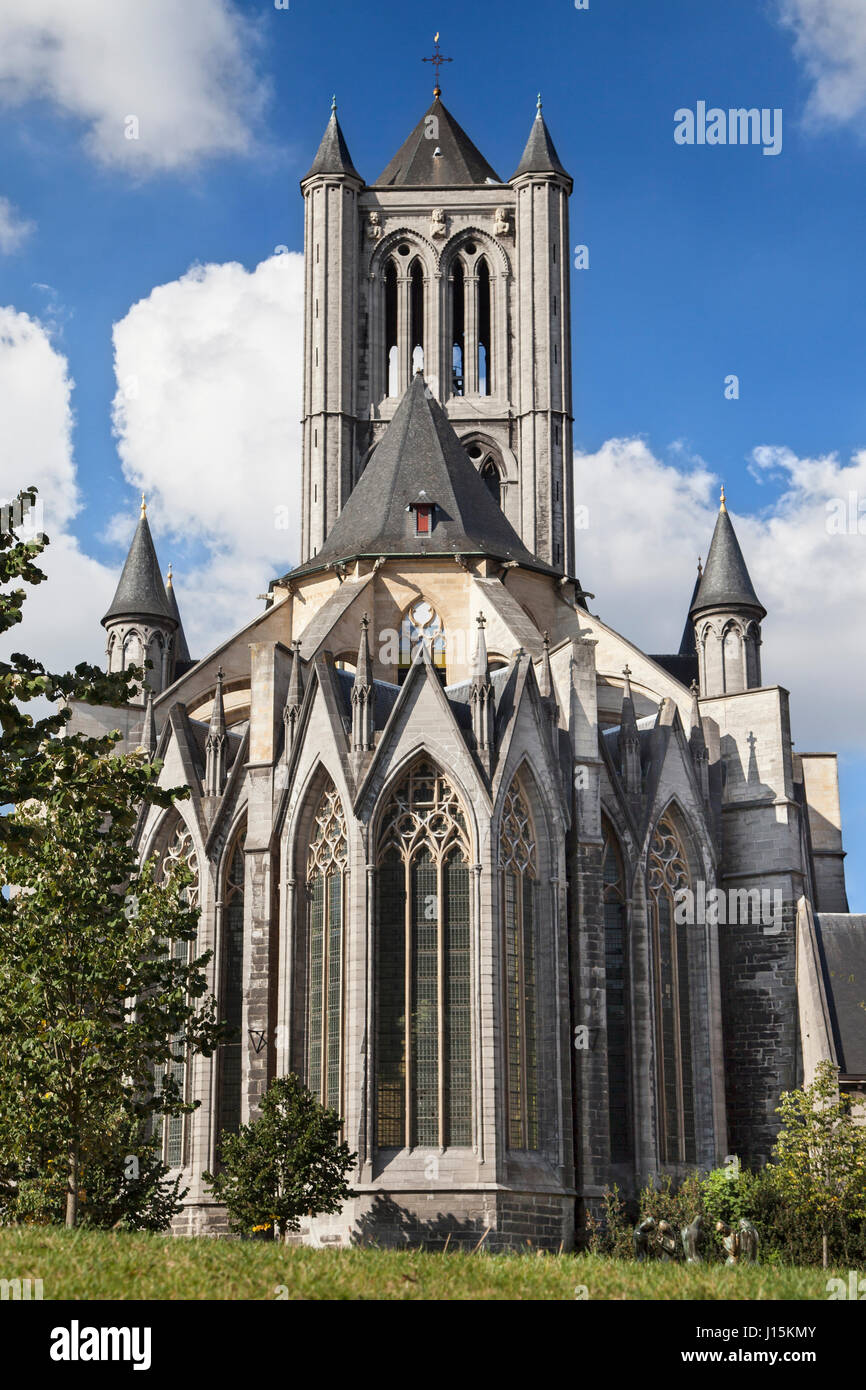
822,1231,828,1269
65,1143,79,1229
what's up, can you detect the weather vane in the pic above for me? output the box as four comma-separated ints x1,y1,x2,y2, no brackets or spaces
423,32,452,96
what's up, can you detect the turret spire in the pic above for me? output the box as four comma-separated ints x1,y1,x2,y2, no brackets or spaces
619,665,642,801
283,640,304,759
351,614,374,755
470,612,494,771
691,489,765,695
204,667,227,797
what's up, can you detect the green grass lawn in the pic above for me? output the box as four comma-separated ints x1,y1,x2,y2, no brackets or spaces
0,1227,844,1300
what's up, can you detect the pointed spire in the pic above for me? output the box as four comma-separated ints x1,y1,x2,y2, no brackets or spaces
140,688,157,759
374,96,500,186
204,667,227,797
619,664,642,800
511,96,572,184
164,564,191,669
678,557,703,657
538,630,553,699
302,98,362,183
283,640,304,759
102,503,174,626
691,489,765,618
351,614,374,754
470,613,494,770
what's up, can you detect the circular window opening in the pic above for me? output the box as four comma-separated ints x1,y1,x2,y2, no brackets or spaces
467,444,483,460
465,241,476,255
398,243,410,256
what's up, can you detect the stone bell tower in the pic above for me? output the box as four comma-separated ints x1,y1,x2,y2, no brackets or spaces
298,59,576,576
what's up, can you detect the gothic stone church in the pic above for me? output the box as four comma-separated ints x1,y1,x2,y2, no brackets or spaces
73,86,863,1249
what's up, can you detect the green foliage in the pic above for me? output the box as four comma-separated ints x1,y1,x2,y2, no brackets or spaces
0,490,226,1226
583,1184,633,1257
204,1074,357,1241
1,1119,186,1232
766,1061,866,1264
0,487,144,851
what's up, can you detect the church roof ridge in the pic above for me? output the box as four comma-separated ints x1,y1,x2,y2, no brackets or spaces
373,95,502,187
285,374,558,581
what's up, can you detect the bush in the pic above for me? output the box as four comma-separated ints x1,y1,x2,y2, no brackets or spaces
204,1074,356,1241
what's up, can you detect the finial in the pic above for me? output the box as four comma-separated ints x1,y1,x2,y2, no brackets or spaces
166,563,173,587
537,92,543,112
331,94,337,114
423,33,452,96
623,664,632,679
140,492,147,517
697,555,703,575
720,484,727,512
690,679,700,697
293,638,301,654
476,611,486,629
543,629,550,649
361,612,370,631
216,665,224,684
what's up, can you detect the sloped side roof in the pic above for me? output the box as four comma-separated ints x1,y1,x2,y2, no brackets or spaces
102,513,175,626
815,914,866,1076
287,374,557,578
692,505,765,617
374,96,501,186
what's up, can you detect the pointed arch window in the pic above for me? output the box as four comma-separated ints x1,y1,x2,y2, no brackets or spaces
385,259,398,397
602,821,630,1162
648,813,696,1165
500,778,539,1150
410,259,424,375
477,258,492,395
217,829,245,1142
376,761,472,1149
155,821,199,1168
307,787,348,1112
451,260,465,396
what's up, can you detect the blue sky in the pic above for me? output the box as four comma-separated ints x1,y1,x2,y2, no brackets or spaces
1,0,865,903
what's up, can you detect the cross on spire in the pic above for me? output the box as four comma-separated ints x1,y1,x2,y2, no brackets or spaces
423,32,452,96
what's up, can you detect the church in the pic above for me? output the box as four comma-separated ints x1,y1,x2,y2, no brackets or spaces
72,76,864,1249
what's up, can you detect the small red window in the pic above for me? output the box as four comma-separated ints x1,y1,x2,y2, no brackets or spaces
415,504,432,534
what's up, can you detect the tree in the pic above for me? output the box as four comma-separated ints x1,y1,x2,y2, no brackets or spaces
0,485,225,1228
1,486,143,844
769,1060,866,1267
204,1074,357,1242
0,759,226,1227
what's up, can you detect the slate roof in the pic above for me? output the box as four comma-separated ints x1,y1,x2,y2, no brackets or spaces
374,96,501,187
166,574,191,666
691,502,765,617
102,512,175,626
815,915,866,1076
302,104,362,183
286,374,558,579
511,102,571,184
679,562,703,655
649,653,699,687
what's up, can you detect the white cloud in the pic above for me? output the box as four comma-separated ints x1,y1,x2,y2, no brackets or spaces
0,305,115,671
576,436,866,752
110,251,304,657
779,0,866,129
0,0,266,173
0,196,34,253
